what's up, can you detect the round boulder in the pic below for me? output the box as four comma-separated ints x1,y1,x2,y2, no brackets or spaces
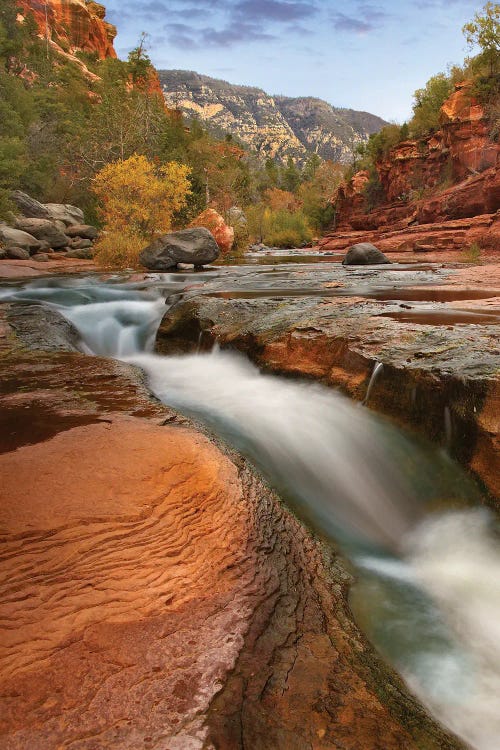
32,253,50,262
69,238,93,250
66,247,94,260
65,224,99,240
342,243,390,266
140,228,220,270
0,226,41,253
6,246,31,260
44,203,85,227
14,218,69,249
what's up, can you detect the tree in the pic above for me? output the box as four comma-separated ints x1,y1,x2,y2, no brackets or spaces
92,154,191,267
92,154,191,238
410,74,454,136
463,3,500,54
463,3,500,75
281,156,301,192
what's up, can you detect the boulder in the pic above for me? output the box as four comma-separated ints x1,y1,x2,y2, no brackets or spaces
32,253,50,262
140,227,220,270
189,209,234,254
342,242,390,265
44,203,85,227
0,226,41,252
69,237,93,249
66,247,94,259
10,190,50,219
65,224,99,240
14,218,69,249
6,246,30,260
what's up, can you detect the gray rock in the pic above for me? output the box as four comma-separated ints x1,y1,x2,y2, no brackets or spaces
66,247,94,259
44,203,85,227
32,253,50,262
140,228,220,270
69,237,93,249
342,243,390,266
0,248,6,260
10,191,50,219
6,246,30,260
65,224,99,240
14,218,69,249
0,226,41,252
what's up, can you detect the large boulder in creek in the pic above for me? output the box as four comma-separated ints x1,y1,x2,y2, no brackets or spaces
140,227,220,270
14,218,69,249
10,190,50,220
0,225,41,253
342,242,390,265
44,202,85,227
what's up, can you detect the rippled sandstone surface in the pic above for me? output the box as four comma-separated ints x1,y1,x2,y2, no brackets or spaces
0,301,463,749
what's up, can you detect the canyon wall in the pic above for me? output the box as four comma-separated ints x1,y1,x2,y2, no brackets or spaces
321,81,500,253
17,0,117,60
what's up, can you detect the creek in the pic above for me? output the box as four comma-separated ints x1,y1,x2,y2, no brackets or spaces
2,270,499,750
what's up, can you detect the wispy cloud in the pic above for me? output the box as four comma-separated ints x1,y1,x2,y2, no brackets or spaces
331,2,391,34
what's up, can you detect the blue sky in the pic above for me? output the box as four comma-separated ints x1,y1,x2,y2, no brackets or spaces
104,0,484,122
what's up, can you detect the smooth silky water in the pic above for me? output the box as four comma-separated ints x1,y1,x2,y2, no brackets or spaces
2,274,499,750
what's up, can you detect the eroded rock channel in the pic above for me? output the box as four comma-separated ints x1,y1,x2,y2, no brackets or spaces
1,260,498,750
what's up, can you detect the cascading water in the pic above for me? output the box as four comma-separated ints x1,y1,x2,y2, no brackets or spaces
2,275,499,750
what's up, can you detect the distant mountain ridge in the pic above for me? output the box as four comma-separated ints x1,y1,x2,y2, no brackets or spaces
158,70,388,165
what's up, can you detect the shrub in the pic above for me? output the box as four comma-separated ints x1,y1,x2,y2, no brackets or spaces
363,170,386,211
462,241,482,262
409,74,454,137
93,231,145,269
264,209,313,248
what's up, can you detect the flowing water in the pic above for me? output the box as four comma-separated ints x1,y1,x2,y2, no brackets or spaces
2,274,499,750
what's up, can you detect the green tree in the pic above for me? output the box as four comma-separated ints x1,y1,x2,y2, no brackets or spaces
281,156,301,192
410,74,454,136
463,3,500,59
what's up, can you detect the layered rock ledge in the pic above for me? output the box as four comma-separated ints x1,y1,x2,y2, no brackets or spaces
156,262,499,502
0,303,463,749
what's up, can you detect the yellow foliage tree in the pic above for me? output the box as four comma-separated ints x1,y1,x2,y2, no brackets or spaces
92,154,191,267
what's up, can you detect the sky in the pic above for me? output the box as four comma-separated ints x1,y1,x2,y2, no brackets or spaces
104,0,485,122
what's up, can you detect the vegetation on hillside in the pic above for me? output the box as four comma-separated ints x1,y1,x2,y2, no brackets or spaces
348,3,500,211
0,1,346,258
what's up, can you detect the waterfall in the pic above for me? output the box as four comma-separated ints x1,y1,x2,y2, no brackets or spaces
2,275,499,750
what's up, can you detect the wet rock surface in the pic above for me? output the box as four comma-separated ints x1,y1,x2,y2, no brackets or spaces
0,302,463,749
343,242,390,265
155,260,499,501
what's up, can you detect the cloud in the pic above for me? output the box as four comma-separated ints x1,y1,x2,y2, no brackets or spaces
331,3,390,34
233,0,317,23
163,18,276,49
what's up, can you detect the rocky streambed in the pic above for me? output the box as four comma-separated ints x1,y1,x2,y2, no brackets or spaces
0,257,498,750
157,259,500,501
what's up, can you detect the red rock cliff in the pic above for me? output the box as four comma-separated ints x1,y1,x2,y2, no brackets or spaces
17,0,117,59
322,81,500,254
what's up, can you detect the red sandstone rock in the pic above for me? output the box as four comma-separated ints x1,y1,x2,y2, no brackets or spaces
0,316,459,749
190,208,234,254
330,81,500,252
17,0,117,60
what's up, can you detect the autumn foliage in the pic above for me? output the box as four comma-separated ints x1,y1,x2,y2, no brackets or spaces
92,154,191,267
